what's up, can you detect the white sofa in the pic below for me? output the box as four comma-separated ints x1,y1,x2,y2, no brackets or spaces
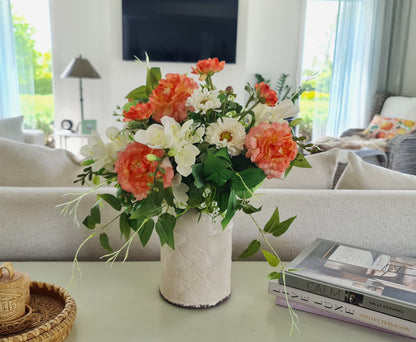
1,138,416,262
0,116,44,145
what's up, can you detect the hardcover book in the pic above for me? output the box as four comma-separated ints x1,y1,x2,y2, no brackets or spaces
279,238,416,322
269,281,416,339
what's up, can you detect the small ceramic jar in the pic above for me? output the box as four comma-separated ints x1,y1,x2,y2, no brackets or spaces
0,263,31,322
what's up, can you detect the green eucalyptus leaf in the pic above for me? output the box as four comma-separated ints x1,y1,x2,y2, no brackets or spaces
264,207,280,233
292,153,312,168
122,99,138,112
92,175,101,186
119,212,131,241
146,67,161,92
242,203,262,214
270,216,297,237
81,159,95,166
82,203,101,229
130,202,161,220
267,272,281,280
221,188,237,229
214,147,232,164
204,151,234,186
262,249,280,267
124,85,148,100
98,193,122,211
231,168,265,198
289,118,302,127
99,233,113,252
237,240,261,259
155,213,176,249
191,163,206,188
139,219,154,247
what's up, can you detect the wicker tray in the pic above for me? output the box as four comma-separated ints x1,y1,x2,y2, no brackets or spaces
0,281,77,342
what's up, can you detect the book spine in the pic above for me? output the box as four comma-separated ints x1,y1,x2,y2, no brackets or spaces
280,274,416,322
269,282,416,339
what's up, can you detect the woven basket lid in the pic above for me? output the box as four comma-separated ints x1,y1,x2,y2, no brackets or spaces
0,262,30,292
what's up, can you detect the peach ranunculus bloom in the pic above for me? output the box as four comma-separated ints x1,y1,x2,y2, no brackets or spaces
255,82,278,107
245,121,297,179
191,58,225,81
123,102,153,122
115,142,174,201
149,73,198,123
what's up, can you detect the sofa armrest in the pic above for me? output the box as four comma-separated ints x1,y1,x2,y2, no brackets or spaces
386,133,416,175
23,129,45,145
340,128,364,137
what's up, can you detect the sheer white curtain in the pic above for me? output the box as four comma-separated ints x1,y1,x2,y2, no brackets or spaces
325,0,411,137
0,0,20,118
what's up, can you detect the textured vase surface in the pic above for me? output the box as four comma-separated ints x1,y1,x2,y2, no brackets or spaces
159,211,233,308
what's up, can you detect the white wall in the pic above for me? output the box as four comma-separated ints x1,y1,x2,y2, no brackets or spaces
402,2,416,96
50,0,304,138
50,0,416,141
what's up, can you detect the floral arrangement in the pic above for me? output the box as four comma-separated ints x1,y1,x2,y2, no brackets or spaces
67,57,312,276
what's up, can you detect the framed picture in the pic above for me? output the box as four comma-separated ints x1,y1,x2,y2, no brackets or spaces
81,120,97,134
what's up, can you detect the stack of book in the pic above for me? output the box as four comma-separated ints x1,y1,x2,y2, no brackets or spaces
269,238,416,338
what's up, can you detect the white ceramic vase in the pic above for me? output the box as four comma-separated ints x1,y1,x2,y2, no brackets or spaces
159,210,233,308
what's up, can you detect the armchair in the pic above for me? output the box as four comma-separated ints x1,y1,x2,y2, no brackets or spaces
341,93,416,175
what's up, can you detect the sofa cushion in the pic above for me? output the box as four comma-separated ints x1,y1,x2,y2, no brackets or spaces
380,96,416,121
261,148,340,189
0,138,82,187
335,151,416,190
0,116,24,142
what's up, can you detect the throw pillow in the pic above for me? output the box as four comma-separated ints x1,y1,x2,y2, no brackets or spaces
335,151,416,190
261,148,341,189
380,96,416,121
364,114,415,139
0,116,24,142
0,138,82,187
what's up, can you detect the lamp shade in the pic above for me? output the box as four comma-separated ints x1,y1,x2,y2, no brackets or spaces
61,55,100,79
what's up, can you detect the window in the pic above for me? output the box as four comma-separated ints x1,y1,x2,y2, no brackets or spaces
11,0,54,145
299,0,338,142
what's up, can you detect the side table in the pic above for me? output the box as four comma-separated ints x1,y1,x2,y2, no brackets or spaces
10,261,413,342
55,130,89,150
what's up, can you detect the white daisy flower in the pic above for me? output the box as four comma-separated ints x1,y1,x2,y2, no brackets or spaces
205,117,246,156
186,88,221,114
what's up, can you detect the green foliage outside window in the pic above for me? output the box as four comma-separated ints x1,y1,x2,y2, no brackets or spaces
12,10,54,142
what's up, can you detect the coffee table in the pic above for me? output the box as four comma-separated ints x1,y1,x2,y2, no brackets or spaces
11,261,414,342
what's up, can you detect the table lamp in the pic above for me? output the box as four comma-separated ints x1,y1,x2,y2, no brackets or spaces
61,55,100,132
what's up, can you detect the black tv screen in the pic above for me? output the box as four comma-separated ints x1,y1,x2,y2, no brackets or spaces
122,0,238,63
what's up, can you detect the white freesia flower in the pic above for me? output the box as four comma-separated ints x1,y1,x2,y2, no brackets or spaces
205,117,246,156
171,174,189,209
175,143,201,177
186,88,221,114
253,99,299,123
80,133,112,172
134,116,205,177
106,127,129,161
80,127,128,172
134,124,168,149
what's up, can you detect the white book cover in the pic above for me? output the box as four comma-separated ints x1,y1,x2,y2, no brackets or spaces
280,238,416,321
269,280,416,339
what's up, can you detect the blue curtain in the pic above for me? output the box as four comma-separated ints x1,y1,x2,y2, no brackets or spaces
0,0,20,118
325,0,411,137
326,0,385,136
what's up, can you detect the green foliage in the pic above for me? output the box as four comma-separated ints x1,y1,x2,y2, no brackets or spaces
12,11,53,96
12,10,54,141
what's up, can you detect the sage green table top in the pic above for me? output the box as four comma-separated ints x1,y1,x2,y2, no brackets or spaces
11,261,414,342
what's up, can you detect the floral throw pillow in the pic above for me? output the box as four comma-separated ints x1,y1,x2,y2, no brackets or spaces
364,114,416,138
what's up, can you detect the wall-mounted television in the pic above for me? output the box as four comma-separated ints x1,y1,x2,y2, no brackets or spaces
122,0,238,63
